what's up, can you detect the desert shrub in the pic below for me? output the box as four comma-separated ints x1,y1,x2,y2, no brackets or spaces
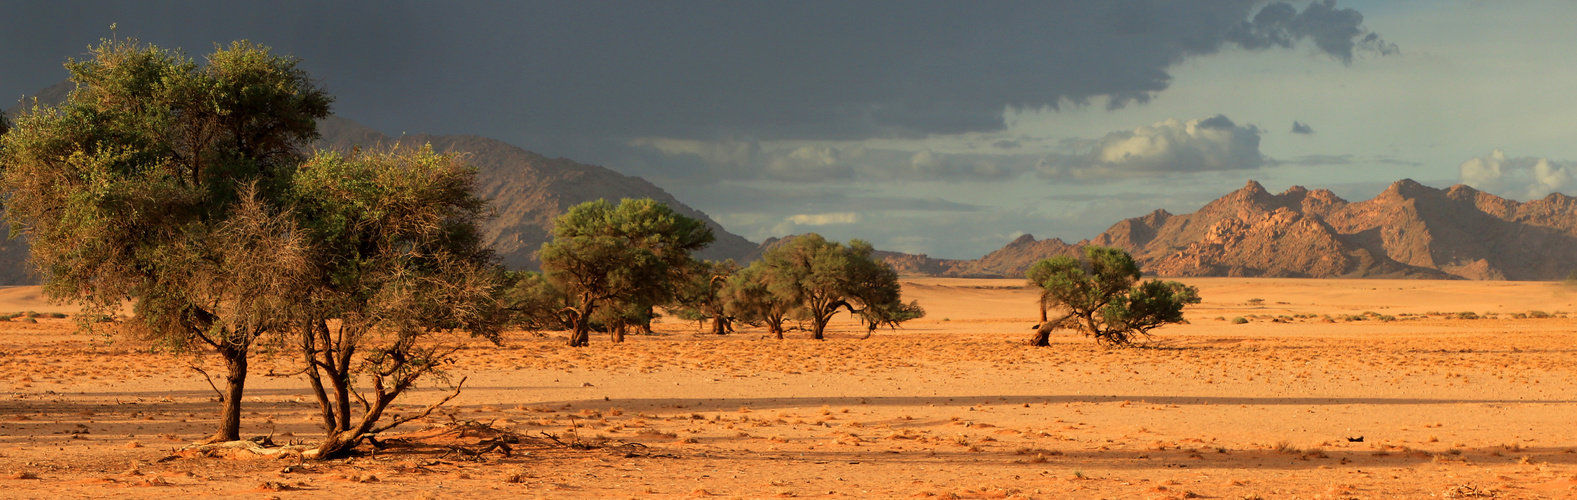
1231,317,1248,324
1246,298,1265,306
1528,310,1551,319
1455,311,1480,320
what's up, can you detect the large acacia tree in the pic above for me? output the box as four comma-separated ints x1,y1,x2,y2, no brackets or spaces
538,198,713,347
0,38,330,442
291,145,506,458
1026,246,1200,347
749,234,918,340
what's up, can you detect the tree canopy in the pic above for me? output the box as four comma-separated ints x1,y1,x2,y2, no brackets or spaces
537,198,714,346
291,145,505,458
0,38,331,442
746,233,920,340
1026,246,1199,347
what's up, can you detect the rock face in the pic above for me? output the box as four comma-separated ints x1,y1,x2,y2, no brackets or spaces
885,179,1577,281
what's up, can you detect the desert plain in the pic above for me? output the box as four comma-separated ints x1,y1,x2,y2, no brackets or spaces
2,278,1577,499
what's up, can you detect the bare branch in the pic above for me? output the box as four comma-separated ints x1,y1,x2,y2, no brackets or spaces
369,376,467,434
190,365,226,401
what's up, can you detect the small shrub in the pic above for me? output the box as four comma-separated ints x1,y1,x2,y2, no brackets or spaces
1528,310,1551,319
1246,298,1264,306
1231,317,1248,324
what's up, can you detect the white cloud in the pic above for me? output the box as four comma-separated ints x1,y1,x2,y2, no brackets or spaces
763,146,854,182
629,137,1030,183
627,137,757,168
1459,149,1576,199
1037,114,1265,180
767,212,861,237
785,212,860,226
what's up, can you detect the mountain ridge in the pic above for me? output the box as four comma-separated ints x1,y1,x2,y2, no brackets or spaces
878,179,1577,281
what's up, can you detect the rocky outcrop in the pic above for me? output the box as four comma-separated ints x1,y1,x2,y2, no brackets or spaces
886,179,1577,280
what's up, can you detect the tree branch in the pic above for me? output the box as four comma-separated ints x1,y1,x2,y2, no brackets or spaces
369,376,466,434
190,365,226,401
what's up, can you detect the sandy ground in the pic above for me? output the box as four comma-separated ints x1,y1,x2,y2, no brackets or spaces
3,278,1577,499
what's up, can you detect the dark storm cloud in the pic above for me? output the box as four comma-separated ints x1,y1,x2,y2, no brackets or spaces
1291,121,1316,134
3,1,1392,148
1227,0,1397,65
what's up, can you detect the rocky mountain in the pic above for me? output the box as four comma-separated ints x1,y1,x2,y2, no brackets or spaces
316,118,757,270
884,179,1577,281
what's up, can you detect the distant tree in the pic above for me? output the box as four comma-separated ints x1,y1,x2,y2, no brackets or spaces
674,259,740,335
857,298,926,338
592,298,661,342
1026,246,1200,347
722,262,796,339
539,198,713,347
751,234,918,340
290,146,507,458
0,38,330,442
0,110,9,138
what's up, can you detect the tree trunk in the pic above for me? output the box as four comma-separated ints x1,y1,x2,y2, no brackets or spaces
569,319,590,347
310,394,390,459
710,315,727,335
206,346,248,443
611,321,626,343
1028,324,1052,347
1028,312,1074,347
811,311,829,340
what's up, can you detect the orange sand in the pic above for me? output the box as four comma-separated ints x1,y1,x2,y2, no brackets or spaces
2,278,1577,499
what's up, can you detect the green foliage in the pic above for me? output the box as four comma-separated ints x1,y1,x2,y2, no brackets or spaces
290,145,506,458
1027,246,1200,347
721,262,798,338
0,37,330,442
538,198,714,346
673,259,741,335
746,233,920,340
503,271,572,331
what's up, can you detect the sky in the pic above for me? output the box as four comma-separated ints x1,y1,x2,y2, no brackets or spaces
5,1,1577,258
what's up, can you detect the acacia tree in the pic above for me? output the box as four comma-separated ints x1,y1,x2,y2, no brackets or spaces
539,198,713,347
1026,246,1200,347
721,263,796,339
291,146,507,458
751,234,918,340
0,38,330,442
674,259,740,335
